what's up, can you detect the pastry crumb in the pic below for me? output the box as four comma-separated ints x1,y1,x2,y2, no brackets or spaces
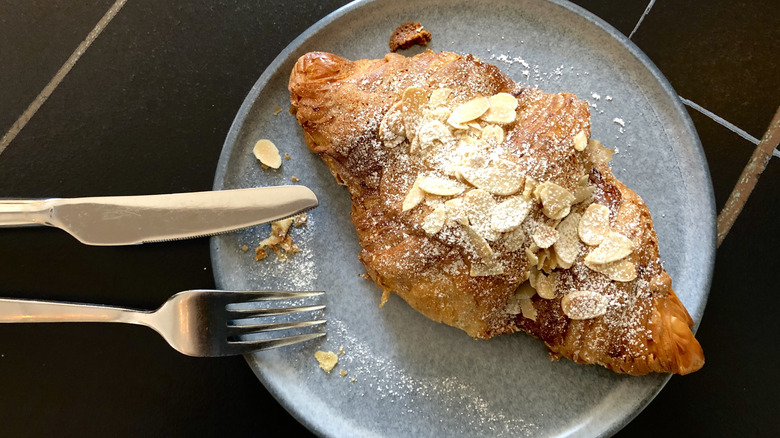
338,345,345,355
285,153,291,161
291,176,300,182
255,215,306,262
240,245,249,252
339,370,347,377
389,21,432,52
273,106,282,115
315,350,338,373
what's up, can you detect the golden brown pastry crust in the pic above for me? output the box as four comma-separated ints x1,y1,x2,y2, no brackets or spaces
289,50,704,375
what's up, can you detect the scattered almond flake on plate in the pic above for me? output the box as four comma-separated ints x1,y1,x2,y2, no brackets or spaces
253,139,282,169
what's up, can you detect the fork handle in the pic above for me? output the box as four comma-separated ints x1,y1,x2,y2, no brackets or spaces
0,298,148,324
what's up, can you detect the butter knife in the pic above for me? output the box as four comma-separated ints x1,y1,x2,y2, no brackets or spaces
0,186,318,245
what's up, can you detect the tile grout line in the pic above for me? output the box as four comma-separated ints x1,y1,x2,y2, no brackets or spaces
628,0,656,39
716,106,780,246
679,96,779,158
0,0,128,158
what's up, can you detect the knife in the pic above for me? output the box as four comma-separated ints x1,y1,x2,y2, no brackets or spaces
0,186,318,246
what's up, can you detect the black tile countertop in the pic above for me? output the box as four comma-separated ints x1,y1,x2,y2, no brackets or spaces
1,0,777,436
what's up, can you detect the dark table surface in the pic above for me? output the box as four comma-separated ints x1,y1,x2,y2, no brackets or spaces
1,0,778,436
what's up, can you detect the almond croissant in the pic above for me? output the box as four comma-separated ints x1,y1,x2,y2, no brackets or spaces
289,50,704,375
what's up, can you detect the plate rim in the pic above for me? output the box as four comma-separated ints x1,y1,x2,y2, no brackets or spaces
210,0,716,436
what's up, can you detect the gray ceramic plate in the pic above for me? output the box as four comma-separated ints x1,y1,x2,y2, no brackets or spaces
211,0,715,436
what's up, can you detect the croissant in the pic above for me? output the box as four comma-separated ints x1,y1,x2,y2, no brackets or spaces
289,50,704,375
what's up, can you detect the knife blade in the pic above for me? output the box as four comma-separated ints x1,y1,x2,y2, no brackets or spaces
0,186,318,246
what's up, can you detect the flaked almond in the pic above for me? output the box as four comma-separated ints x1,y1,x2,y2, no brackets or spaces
444,198,469,226
584,258,637,282
469,260,504,277
422,106,451,123
501,226,526,251
561,290,608,320
400,87,428,140
417,175,466,196
525,247,539,266
554,212,581,268
378,101,405,147
533,181,576,220
573,185,595,204
253,139,282,169
481,92,518,124
462,223,494,260
428,88,453,107
530,269,556,299
522,177,537,198
402,177,425,211
462,188,499,241
584,230,633,264
532,224,559,249
519,298,537,320
578,203,610,245
414,120,455,153
507,283,535,315
490,195,533,232
447,96,490,129
480,124,505,144
573,130,588,151
422,204,447,235
460,156,524,196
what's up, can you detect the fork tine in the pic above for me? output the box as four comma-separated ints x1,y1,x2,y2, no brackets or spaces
227,304,325,318
224,291,325,302
227,332,326,353
227,319,326,336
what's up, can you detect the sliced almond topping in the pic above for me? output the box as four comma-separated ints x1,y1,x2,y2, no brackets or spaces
400,87,429,140
490,195,533,232
532,224,559,249
415,120,455,152
514,281,537,299
573,185,595,204
530,269,556,299
462,188,499,241
402,178,425,211
422,106,452,123
519,298,537,320
378,101,405,147
253,139,282,169
554,212,581,268
462,223,494,260
584,258,637,282
561,290,608,320
469,260,504,277
417,175,467,196
501,227,526,251
573,130,588,151
525,247,539,266
480,124,505,144
506,283,533,315
459,156,524,196
447,96,490,129
533,181,576,220
481,92,518,124
422,205,447,235
584,230,633,264
522,177,537,198
578,203,610,245
444,198,469,226
428,88,453,107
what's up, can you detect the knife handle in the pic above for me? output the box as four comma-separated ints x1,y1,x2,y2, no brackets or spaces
0,200,50,227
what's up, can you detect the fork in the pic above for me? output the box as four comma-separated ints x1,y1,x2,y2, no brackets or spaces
0,290,326,356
